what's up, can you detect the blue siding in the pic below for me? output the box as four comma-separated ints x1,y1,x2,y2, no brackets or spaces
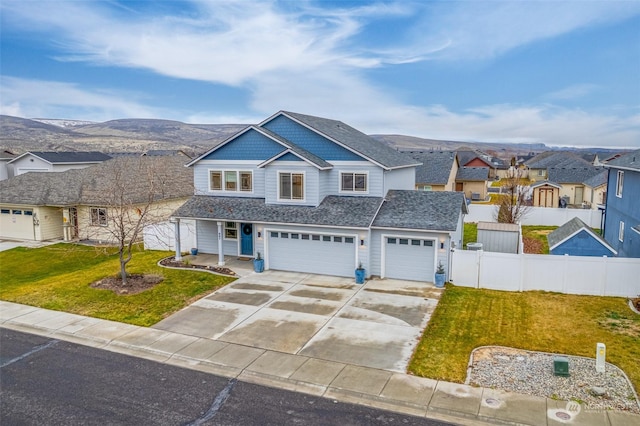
203,129,284,160
603,168,640,258
277,152,303,161
262,115,363,161
550,230,615,257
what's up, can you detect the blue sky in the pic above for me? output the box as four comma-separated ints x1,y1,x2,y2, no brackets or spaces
1,0,639,148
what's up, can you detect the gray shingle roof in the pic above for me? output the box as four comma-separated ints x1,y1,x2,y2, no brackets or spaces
583,170,608,188
371,190,467,231
547,166,604,184
413,151,456,185
0,156,192,206
525,152,590,169
456,167,489,181
605,149,640,172
173,195,383,228
547,217,613,252
10,151,112,164
281,111,420,170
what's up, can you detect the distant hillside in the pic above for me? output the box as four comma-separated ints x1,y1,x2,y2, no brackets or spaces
0,115,246,156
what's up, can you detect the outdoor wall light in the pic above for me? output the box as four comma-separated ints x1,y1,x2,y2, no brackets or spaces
440,240,445,249
360,239,364,246
258,231,262,238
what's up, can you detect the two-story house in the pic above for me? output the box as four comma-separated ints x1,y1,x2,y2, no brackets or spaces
172,111,468,282
603,149,640,258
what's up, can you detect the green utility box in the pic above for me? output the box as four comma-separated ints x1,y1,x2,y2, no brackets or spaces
553,356,570,377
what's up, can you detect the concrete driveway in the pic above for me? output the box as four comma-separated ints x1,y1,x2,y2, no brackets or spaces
153,271,442,372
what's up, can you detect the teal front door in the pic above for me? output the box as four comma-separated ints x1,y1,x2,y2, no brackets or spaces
240,223,253,256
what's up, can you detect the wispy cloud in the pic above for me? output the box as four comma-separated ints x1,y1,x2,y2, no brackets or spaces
543,84,600,101
0,77,163,120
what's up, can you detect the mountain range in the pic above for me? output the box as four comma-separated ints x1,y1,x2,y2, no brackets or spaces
0,115,623,160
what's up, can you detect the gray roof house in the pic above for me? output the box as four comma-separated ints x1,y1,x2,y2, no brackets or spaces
8,151,112,176
455,166,490,201
0,156,192,242
412,151,458,191
172,110,468,283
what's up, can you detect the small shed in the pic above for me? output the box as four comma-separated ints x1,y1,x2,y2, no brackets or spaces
548,217,617,257
531,180,562,208
477,221,521,254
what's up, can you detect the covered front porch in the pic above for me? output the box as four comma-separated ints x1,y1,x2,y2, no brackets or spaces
180,252,256,278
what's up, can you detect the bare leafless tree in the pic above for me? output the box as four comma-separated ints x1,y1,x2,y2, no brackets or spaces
78,155,192,285
494,168,531,224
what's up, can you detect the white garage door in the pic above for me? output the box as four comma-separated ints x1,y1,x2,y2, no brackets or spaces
268,231,356,277
384,237,435,282
0,208,35,240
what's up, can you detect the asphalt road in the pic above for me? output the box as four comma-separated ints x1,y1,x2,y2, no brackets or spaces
0,329,452,425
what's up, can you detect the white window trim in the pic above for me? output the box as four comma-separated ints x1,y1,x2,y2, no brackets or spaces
90,207,108,227
616,170,624,198
619,221,624,242
339,171,369,194
224,221,238,240
277,170,306,202
208,169,254,193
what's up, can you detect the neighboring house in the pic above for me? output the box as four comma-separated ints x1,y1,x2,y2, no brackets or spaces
171,111,468,282
412,151,458,191
456,149,504,179
547,166,605,208
548,217,616,257
0,151,16,180
582,170,608,209
602,149,640,258
8,151,112,176
0,156,192,243
530,180,562,207
455,167,489,201
477,221,521,254
525,151,591,182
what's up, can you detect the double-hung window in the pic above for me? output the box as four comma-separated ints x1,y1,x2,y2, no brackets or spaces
340,172,367,192
90,207,107,226
224,222,238,239
616,171,624,197
210,170,252,192
279,172,304,200
619,221,625,242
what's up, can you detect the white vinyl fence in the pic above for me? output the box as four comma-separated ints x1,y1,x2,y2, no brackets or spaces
465,204,603,228
450,249,640,298
144,220,196,252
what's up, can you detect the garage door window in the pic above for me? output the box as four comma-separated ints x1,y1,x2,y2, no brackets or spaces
387,238,396,244
399,239,408,245
270,231,278,238
12,210,22,215
424,241,433,246
291,233,299,239
281,232,289,238
345,237,354,244
1,209,10,214
334,236,342,243
411,239,421,246
312,235,320,241
301,234,310,240
322,235,331,242
23,210,33,216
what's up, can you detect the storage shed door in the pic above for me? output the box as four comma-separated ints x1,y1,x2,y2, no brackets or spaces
384,237,435,282
268,231,356,277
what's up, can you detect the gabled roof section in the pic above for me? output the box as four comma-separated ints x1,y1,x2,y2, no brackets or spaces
261,111,420,170
583,170,608,188
412,151,457,185
525,151,590,169
256,127,332,170
547,217,616,254
185,125,252,166
9,151,111,165
372,190,467,231
173,195,382,228
530,180,562,189
456,166,489,181
605,149,640,172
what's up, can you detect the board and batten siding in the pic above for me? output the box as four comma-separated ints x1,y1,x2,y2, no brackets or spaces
264,163,320,206
383,167,416,193
193,162,265,197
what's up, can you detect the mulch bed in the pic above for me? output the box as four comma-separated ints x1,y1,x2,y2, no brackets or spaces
90,274,164,295
159,257,236,276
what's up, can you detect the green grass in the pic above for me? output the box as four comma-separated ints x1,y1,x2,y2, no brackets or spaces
522,225,557,254
463,222,478,247
0,244,235,326
409,286,640,393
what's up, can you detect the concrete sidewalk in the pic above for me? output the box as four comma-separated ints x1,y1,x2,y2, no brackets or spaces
1,301,638,426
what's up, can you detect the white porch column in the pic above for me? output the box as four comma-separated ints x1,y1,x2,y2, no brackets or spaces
217,221,225,266
174,219,182,261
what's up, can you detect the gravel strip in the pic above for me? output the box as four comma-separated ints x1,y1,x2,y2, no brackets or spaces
467,346,640,414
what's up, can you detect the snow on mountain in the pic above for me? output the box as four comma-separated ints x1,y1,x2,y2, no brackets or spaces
32,118,96,128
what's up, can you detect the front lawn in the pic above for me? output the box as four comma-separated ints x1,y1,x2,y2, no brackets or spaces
0,244,235,326
409,286,640,393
